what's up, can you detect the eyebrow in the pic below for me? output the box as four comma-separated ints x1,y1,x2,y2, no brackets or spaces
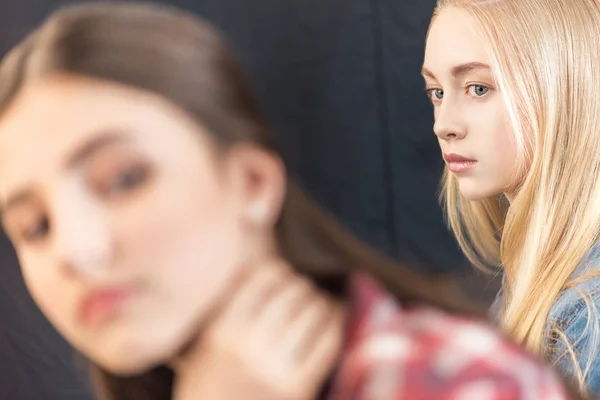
65,129,131,169
0,129,131,218
421,62,491,80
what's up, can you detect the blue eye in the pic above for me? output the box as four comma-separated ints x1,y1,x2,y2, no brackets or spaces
468,84,489,97
426,88,444,103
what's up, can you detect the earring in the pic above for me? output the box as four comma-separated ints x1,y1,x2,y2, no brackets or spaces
248,202,268,225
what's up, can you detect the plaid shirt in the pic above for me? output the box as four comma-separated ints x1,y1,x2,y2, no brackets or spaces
328,273,570,400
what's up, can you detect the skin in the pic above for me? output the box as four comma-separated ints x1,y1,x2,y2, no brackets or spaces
422,7,520,202
0,75,342,398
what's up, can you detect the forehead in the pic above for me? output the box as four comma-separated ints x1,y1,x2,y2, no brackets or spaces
0,78,101,200
0,76,155,148
0,76,202,203
424,8,491,72
1,76,134,151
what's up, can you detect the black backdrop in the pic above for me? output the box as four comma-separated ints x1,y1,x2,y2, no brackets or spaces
0,0,470,398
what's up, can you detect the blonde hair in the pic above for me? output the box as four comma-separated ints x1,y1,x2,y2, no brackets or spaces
435,0,600,391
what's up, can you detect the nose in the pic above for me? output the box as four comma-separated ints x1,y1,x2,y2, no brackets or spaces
433,100,467,141
52,193,113,281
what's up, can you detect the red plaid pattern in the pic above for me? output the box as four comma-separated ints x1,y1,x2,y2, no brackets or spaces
328,273,570,400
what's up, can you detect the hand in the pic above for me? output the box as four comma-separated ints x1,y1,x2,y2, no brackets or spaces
173,260,345,400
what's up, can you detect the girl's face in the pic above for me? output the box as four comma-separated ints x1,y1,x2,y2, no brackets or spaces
423,7,521,201
0,75,284,374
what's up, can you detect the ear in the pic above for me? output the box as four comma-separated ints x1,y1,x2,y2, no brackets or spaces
224,144,286,231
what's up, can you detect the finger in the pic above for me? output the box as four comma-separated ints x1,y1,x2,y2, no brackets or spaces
255,275,315,333
280,294,336,361
299,304,344,380
219,264,288,326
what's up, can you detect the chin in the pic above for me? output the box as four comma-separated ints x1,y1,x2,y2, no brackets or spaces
85,325,186,376
457,180,500,202
460,191,490,202
91,343,166,376
96,354,155,376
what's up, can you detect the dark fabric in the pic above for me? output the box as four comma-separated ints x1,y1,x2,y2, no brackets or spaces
0,232,92,399
0,0,468,398
378,0,461,267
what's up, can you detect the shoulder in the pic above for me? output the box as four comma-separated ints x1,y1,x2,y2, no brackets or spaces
548,241,600,328
548,285,600,394
547,244,600,393
549,276,600,329
332,305,568,400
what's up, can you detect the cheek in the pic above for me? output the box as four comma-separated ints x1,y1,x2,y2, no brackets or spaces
19,255,77,335
437,137,445,152
475,103,519,174
119,171,246,322
494,128,518,164
90,171,248,370
494,115,522,175
147,195,244,290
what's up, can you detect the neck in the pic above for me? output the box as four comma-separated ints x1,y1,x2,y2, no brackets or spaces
503,192,515,204
170,254,347,396
168,242,283,372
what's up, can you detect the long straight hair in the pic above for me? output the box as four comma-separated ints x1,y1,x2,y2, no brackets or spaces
0,3,488,399
436,0,600,392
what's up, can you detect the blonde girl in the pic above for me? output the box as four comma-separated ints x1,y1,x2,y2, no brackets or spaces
423,0,600,394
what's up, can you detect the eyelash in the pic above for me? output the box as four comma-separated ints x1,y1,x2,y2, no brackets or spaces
425,88,444,102
6,162,153,247
100,164,151,198
15,166,150,245
20,216,50,243
425,84,491,104
467,84,490,97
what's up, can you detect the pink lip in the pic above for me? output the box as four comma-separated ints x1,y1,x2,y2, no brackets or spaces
80,287,132,326
443,153,477,173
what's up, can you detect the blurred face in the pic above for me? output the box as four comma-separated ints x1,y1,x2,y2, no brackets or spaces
0,75,283,374
422,7,520,201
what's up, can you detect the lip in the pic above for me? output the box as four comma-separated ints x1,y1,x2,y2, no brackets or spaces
443,153,477,173
79,286,133,326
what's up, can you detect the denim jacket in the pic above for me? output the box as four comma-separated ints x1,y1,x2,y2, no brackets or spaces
491,242,600,394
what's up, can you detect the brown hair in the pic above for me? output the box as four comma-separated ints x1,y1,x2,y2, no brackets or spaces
0,2,571,400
